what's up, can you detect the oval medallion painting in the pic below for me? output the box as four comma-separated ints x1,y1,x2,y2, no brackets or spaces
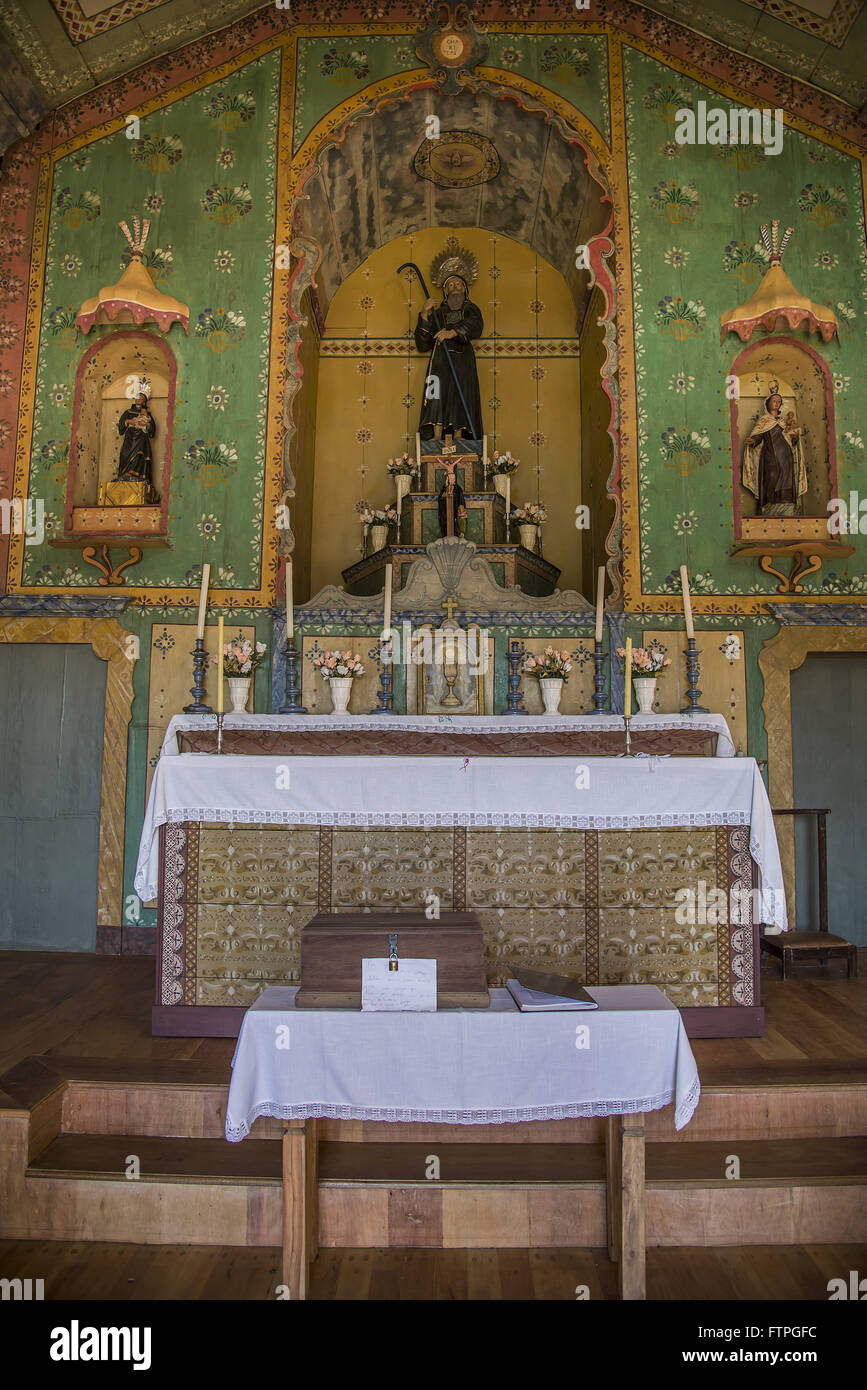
414,130,500,188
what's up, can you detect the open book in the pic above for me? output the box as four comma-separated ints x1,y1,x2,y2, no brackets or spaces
507,968,598,1011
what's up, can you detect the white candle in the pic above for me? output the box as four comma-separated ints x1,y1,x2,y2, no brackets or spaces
595,565,605,645
216,616,224,714
624,636,632,719
415,433,421,470
285,559,294,641
680,564,695,639
483,435,488,470
383,563,392,636
505,477,511,536
196,563,210,640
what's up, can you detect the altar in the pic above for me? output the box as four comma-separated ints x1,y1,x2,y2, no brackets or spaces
139,724,785,1041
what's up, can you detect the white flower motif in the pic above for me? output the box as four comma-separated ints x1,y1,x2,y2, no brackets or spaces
668,372,695,394
207,384,229,411
674,511,698,536
214,250,235,273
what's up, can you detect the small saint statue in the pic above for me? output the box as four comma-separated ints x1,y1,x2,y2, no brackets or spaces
116,391,156,486
742,390,806,517
437,456,465,537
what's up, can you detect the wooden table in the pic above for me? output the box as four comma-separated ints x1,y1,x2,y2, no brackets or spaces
280,1112,647,1301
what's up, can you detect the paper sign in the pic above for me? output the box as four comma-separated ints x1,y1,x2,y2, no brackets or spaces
361,958,437,1011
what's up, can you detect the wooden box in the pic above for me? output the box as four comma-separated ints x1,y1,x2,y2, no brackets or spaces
295,911,490,1009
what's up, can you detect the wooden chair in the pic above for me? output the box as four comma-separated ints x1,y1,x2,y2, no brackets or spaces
762,808,858,980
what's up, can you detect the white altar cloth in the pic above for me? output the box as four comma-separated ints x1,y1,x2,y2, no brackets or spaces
134,752,786,929
224,984,701,1140
160,711,735,757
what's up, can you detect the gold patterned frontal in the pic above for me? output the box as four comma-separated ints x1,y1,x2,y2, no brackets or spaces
158,819,757,1012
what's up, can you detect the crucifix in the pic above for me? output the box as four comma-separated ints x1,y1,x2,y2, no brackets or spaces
442,595,460,620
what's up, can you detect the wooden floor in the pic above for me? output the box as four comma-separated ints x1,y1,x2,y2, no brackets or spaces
0,948,865,1081
1,1238,865,1300
1,949,865,1300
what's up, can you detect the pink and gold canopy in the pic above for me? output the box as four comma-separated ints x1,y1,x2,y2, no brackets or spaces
720,221,837,344
76,217,189,335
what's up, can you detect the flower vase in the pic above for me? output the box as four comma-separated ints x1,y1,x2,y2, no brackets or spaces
539,677,564,716
633,677,657,714
328,676,353,714
227,677,251,713
518,523,538,550
368,524,388,553
492,474,508,497
394,474,410,509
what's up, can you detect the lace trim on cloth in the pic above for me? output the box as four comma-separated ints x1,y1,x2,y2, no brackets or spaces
162,808,749,831
162,712,734,756
225,1085,700,1143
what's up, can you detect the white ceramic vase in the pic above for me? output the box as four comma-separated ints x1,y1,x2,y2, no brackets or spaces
492,473,508,497
633,677,657,714
518,523,538,550
368,524,388,552
328,676,353,714
227,677,251,713
394,474,411,508
539,676,564,716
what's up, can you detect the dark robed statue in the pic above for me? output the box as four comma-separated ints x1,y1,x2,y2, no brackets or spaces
414,271,483,441
742,391,806,517
116,391,156,484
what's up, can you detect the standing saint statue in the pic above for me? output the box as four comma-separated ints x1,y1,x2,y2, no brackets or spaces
742,390,806,516
414,242,483,441
116,391,156,485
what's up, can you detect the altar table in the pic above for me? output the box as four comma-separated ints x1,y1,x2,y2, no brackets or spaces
140,752,785,1038
226,983,701,1300
160,711,736,759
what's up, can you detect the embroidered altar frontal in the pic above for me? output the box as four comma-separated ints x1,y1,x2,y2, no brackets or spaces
155,820,760,1038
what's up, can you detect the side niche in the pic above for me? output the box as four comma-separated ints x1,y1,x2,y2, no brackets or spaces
59,329,176,545
728,337,853,592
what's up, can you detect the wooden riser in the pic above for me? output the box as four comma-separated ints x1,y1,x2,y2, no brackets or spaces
60,1081,867,1145
6,1175,865,1249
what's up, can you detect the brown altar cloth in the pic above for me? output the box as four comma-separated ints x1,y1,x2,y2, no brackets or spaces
178,727,716,757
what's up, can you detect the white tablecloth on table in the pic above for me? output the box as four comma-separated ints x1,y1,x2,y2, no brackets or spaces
160,711,736,758
134,752,786,928
224,984,701,1140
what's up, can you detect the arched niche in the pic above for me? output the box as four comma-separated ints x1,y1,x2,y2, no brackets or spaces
729,337,839,543
63,330,177,540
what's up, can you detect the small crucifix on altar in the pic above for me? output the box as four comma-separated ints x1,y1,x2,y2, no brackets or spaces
437,454,465,537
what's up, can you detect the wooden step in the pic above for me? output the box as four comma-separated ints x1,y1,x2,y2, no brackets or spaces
10,1131,867,1249
26,1135,867,1188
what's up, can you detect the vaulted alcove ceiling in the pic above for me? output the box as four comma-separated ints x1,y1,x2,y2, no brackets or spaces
297,86,611,332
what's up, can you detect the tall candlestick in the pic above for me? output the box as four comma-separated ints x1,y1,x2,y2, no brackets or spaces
383,563,392,635
680,564,695,639
216,616,224,714
483,435,488,471
285,559,294,640
595,565,605,644
196,563,210,640
505,477,511,537
624,636,632,718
